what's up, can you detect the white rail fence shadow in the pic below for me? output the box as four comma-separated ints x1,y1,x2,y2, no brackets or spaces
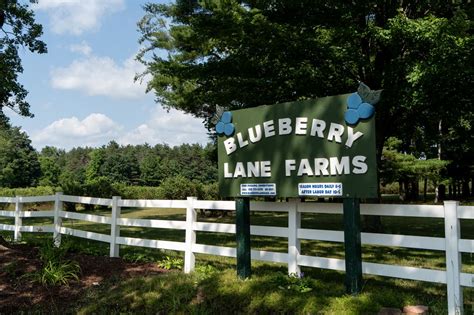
0,193,473,314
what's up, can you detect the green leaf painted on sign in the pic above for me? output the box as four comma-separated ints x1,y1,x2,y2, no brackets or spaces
217,93,378,198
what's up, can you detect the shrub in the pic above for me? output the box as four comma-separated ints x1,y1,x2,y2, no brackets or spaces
113,183,164,199
198,182,219,200
84,176,118,198
159,175,199,200
0,186,60,197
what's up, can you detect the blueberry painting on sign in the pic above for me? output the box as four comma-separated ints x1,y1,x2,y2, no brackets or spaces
344,83,382,125
213,105,235,137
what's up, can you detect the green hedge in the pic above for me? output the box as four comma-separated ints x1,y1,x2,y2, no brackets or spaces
112,184,164,199
0,186,61,197
0,178,219,201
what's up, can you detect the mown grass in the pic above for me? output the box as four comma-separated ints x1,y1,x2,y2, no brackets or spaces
1,201,474,313
72,264,456,314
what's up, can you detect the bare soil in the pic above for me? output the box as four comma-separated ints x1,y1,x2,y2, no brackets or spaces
0,242,167,314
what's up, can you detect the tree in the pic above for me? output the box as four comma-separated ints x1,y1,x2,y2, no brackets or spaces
0,123,40,187
38,146,65,186
139,153,162,185
138,0,472,167
0,0,47,121
38,156,61,186
380,137,448,201
138,1,473,230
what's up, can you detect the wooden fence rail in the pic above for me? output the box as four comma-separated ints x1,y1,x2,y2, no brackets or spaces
0,193,473,314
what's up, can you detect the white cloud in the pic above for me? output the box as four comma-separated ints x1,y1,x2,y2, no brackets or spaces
119,106,210,146
34,0,125,35
69,41,92,56
30,108,209,149
51,53,147,99
32,113,122,148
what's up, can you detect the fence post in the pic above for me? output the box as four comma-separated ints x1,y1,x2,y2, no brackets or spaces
110,196,121,258
184,196,197,273
14,196,22,242
53,192,64,247
343,197,362,295
288,199,301,276
444,200,463,315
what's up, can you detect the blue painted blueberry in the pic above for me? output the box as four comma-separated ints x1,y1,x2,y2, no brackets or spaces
216,122,225,134
344,109,359,125
347,92,362,109
357,102,375,119
224,123,235,136
220,111,232,124
215,111,235,136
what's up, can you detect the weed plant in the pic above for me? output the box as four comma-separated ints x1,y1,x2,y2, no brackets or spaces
28,238,81,286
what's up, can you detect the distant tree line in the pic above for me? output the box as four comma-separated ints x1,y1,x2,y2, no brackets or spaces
0,120,218,203
0,120,472,203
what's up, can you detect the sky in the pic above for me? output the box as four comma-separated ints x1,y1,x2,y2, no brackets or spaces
6,0,210,150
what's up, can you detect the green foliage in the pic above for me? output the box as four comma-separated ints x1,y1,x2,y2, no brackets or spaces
74,267,445,315
158,175,199,200
138,0,473,196
199,182,219,200
0,125,41,188
37,238,69,263
194,264,217,280
85,149,106,183
112,183,164,200
0,185,59,197
29,239,80,286
0,0,47,121
380,137,449,199
31,260,80,286
78,272,198,314
38,156,61,186
157,256,184,270
83,176,118,198
59,171,84,196
272,272,314,293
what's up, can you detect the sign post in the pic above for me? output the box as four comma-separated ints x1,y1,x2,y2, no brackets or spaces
215,83,380,287
236,197,251,279
343,197,362,294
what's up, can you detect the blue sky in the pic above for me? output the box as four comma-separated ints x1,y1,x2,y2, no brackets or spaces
6,0,209,150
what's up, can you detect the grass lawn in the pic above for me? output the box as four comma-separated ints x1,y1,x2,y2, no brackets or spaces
1,202,474,314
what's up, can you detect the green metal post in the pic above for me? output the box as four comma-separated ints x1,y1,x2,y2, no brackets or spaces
343,197,362,294
236,197,251,279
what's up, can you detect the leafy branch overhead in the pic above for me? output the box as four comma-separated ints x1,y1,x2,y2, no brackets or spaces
138,0,473,190
0,0,47,121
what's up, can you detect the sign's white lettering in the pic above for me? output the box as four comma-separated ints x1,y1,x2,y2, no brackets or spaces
224,156,367,178
224,117,364,155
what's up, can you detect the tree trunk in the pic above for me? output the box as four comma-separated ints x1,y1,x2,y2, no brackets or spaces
363,215,383,233
462,180,470,200
398,180,405,201
423,177,427,202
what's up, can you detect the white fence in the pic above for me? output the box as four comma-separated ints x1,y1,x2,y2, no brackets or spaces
0,193,473,314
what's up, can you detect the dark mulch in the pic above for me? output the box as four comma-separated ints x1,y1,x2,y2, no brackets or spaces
0,242,167,314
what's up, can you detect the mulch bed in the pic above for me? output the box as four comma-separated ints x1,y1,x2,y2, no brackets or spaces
0,242,167,313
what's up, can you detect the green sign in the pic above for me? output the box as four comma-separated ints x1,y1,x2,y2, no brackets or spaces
217,92,378,198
